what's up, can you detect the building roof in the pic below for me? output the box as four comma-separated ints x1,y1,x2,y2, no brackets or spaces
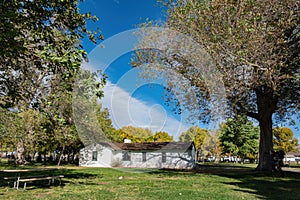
287,145,300,157
95,142,194,151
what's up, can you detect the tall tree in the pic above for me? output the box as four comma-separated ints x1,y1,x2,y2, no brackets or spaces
273,127,298,154
134,0,300,170
0,0,104,164
219,116,259,161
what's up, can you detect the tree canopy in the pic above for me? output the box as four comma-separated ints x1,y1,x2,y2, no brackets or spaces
0,0,104,164
179,126,208,159
219,116,259,161
1,0,103,109
199,131,222,161
134,0,300,170
152,131,174,142
273,127,298,153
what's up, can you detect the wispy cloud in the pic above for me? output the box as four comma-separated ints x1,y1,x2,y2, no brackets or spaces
101,81,189,139
113,0,120,4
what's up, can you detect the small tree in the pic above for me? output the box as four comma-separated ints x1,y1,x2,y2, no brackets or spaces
200,131,222,162
120,126,154,143
273,127,298,154
152,131,174,142
219,116,259,162
179,126,208,160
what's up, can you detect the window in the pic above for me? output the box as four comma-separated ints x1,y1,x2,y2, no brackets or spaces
92,151,97,161
162,152,166,163
142,152,147,162
123,151,131,161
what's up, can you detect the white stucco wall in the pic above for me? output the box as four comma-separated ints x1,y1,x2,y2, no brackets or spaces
79,143,196,169
79,144,113,167
111,150,195,169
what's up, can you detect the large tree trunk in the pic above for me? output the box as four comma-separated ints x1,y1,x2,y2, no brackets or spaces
254,87,277,171
16,139,27,165
256,114,273,171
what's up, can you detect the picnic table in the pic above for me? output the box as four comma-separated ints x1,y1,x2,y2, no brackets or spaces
1,168,64,190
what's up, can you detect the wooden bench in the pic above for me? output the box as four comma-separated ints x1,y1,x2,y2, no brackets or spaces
2,168,64,190
18,175,64,190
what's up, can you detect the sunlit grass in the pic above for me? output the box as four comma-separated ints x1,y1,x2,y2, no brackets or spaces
1,162,300,200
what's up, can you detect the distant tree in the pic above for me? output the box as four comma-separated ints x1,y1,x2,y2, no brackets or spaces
273,127,298,154
94,103,119,142
179,126,208,160
120,126,154,142
152,131,174,142
200,131,222,161
0,108,12,151
0,108,48,164
112,129,127,143
42,75,81,165
219,116,259,161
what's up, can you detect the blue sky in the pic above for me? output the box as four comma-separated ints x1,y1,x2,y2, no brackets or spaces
78,0,299,140
79,0,192,139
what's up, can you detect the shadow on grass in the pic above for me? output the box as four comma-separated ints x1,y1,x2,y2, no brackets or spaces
220,170,300,200
150,164,300,200
0,167,99,189
2,161,300,199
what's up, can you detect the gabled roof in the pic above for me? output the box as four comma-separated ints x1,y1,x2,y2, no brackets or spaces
93,142,195,151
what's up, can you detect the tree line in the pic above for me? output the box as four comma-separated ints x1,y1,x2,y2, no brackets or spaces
1,104,297,165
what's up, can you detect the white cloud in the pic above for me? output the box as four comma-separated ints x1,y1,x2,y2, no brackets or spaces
101,81,189,139
113,0,120,4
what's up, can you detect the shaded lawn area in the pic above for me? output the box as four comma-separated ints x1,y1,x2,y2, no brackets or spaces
0,163,300,200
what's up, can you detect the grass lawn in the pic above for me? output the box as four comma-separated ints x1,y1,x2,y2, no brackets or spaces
1,162,300,200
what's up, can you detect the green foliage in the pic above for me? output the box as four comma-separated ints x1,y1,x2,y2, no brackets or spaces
0,0,103,109
0,0,104,164
273,127,298,153
180,126,208,160
120,126,154,143
72,69,108,146
219,116,259,159
96,105,118,141
152,131,174,142
179,126,208,151
109,126,174,143
200,131,222,159
134,0,299,170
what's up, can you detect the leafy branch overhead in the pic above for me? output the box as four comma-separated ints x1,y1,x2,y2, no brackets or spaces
0,0,105,164
0,0,104,109
133,0,299,171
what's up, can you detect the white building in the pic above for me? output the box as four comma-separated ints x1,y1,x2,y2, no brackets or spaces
79,142,196,169
286,145,300,163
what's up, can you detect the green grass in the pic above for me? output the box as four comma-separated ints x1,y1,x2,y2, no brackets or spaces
1,162,300,200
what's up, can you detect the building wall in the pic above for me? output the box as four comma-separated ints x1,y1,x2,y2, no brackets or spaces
79,143,196,169
111,149,195,169
79,144,113,167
